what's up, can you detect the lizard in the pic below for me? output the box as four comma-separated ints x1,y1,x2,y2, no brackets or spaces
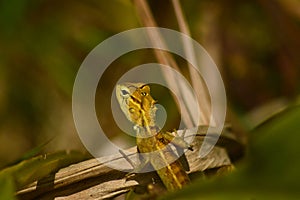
116,82,193,192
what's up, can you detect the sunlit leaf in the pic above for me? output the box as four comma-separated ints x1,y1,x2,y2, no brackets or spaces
161,105,300,199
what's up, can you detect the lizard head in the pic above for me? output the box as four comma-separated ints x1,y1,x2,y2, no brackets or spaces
116,83,157,127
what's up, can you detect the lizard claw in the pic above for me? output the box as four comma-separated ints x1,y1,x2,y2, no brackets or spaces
124,171,137,181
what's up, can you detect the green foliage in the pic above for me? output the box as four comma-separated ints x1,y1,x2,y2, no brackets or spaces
0,174,16,200
6,138,53,168
0,151,87,196
161,105,300,199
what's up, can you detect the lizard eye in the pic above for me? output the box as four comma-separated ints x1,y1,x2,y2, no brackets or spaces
141,92,147,96
121,89,130,96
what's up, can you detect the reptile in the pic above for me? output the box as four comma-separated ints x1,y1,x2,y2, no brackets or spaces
116,82,193,192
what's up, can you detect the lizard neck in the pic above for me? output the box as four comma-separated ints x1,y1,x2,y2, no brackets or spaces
134,124,159,137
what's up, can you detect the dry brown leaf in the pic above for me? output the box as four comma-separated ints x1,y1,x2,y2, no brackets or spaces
17,126,243,200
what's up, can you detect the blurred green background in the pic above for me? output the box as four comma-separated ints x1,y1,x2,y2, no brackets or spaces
0,0,299,175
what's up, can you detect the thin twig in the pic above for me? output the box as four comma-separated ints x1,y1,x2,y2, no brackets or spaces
132,0,196,127
172,0,213,126
119,149,135,169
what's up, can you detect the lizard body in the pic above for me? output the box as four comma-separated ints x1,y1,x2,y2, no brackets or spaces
116,83,191,191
